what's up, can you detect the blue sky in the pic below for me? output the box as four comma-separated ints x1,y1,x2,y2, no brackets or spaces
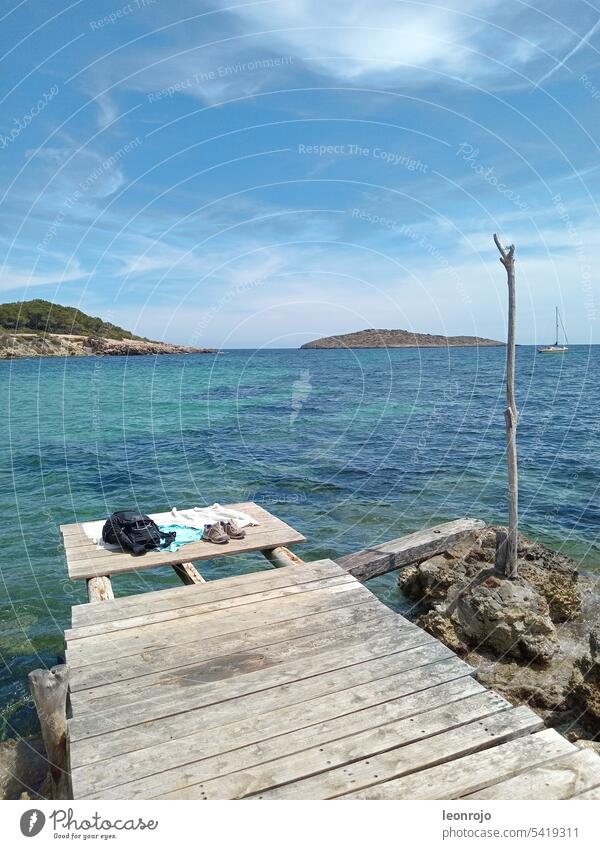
1,0,599,347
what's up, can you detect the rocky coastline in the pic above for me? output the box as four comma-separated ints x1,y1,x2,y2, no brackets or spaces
399,527,600,749
0,333,216,359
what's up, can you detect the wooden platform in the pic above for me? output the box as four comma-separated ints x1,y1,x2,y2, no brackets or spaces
64,558,600,800
60,502,306,580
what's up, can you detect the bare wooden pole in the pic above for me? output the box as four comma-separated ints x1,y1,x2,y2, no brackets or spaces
494,233,518,578
28,664,70,798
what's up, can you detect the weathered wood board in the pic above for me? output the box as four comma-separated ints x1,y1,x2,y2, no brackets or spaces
60,502,306,580
66,557,600,800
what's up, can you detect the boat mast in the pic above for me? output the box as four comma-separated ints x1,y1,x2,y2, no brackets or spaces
555,306,559,346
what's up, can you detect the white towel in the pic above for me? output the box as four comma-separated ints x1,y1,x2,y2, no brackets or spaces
170,503,258,530
81,503,258,549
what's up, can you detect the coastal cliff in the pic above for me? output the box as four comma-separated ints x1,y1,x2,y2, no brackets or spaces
0,333,215,359
0,300,215,358
301,328,504,349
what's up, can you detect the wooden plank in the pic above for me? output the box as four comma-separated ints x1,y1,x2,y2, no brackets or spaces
68,642,456,761
72,560,342,627
573,784,600,799
68,626,444,740
69,612,413,713
61,502,306,580
172,562,205,584
70,657,472,792
77,674,484,799
65,582,372,668
66,572,358,642
464,749,600,800
243,706,543,800
66,525,302,565
340,729,575,799
156,691,517,800
68,599,394,693
336,518,485,582
86,576,114,603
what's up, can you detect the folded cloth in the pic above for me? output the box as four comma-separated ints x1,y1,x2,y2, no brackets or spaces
169,504,258,530
81,503,258,549
157,523,205,552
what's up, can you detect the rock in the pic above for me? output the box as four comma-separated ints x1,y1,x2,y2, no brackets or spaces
397,525,599,735
0,737,48,800
450,573,559,663
403,527,580,623
419,610,467,653
0,332,216,359
589,626,600,663
570,629,600,726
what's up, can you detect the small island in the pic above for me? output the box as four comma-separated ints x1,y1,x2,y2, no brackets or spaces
301,328,504,349
0,299,215,359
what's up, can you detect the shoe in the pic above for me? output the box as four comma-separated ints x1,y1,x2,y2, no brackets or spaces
222,519,246,539
202,522,229,544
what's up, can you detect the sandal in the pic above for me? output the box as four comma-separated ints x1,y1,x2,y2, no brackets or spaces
222,519,246,539
202,522,229,544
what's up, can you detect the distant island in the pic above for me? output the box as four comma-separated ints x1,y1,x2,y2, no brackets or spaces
0,300,215,359
301,328,504,349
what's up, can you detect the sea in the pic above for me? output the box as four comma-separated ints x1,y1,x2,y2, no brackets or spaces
1,345,599,739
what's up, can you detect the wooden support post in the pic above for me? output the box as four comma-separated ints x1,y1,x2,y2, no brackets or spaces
494,527,509,572
494,233,519,579
172,561,206,585
86,576,114,603
262,546,306,569
28,664,70,799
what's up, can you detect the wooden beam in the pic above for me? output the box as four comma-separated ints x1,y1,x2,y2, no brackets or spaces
28,664,70,799
86,576,114,603
172,562,206,585
335,518,485,582
261,546,305,569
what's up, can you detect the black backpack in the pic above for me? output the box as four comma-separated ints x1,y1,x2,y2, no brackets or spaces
102,510,176,556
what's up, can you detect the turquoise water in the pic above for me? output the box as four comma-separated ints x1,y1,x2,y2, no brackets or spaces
1,346,599,739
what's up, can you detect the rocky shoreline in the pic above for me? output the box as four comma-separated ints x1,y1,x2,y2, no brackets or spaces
301,328,504,349
0,332,216,359
399,527,600,749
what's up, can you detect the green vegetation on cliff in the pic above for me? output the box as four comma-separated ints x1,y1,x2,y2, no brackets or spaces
0,299,144,340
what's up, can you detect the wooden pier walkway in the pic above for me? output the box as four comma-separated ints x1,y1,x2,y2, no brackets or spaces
54,506,600,800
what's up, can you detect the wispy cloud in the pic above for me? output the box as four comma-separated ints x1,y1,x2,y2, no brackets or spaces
0,257,86,293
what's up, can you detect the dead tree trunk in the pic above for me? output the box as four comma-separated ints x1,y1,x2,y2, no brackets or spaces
493,233,518,578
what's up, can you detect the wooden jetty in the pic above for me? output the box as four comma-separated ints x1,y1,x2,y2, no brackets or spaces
34,504,600,800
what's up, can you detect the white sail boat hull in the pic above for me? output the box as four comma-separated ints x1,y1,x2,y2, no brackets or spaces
538,307,568,354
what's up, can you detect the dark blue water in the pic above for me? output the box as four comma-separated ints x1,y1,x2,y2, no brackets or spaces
1,346,599,739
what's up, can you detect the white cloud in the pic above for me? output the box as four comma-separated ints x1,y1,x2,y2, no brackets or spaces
210,0,570,86
0,258,86,292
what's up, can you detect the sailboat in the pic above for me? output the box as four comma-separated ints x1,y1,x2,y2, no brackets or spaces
538,306,568,354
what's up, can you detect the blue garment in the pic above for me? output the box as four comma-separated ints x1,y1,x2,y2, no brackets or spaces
158,523,205,552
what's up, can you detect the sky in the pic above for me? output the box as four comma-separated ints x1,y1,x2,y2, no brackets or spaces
1,0,599,347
